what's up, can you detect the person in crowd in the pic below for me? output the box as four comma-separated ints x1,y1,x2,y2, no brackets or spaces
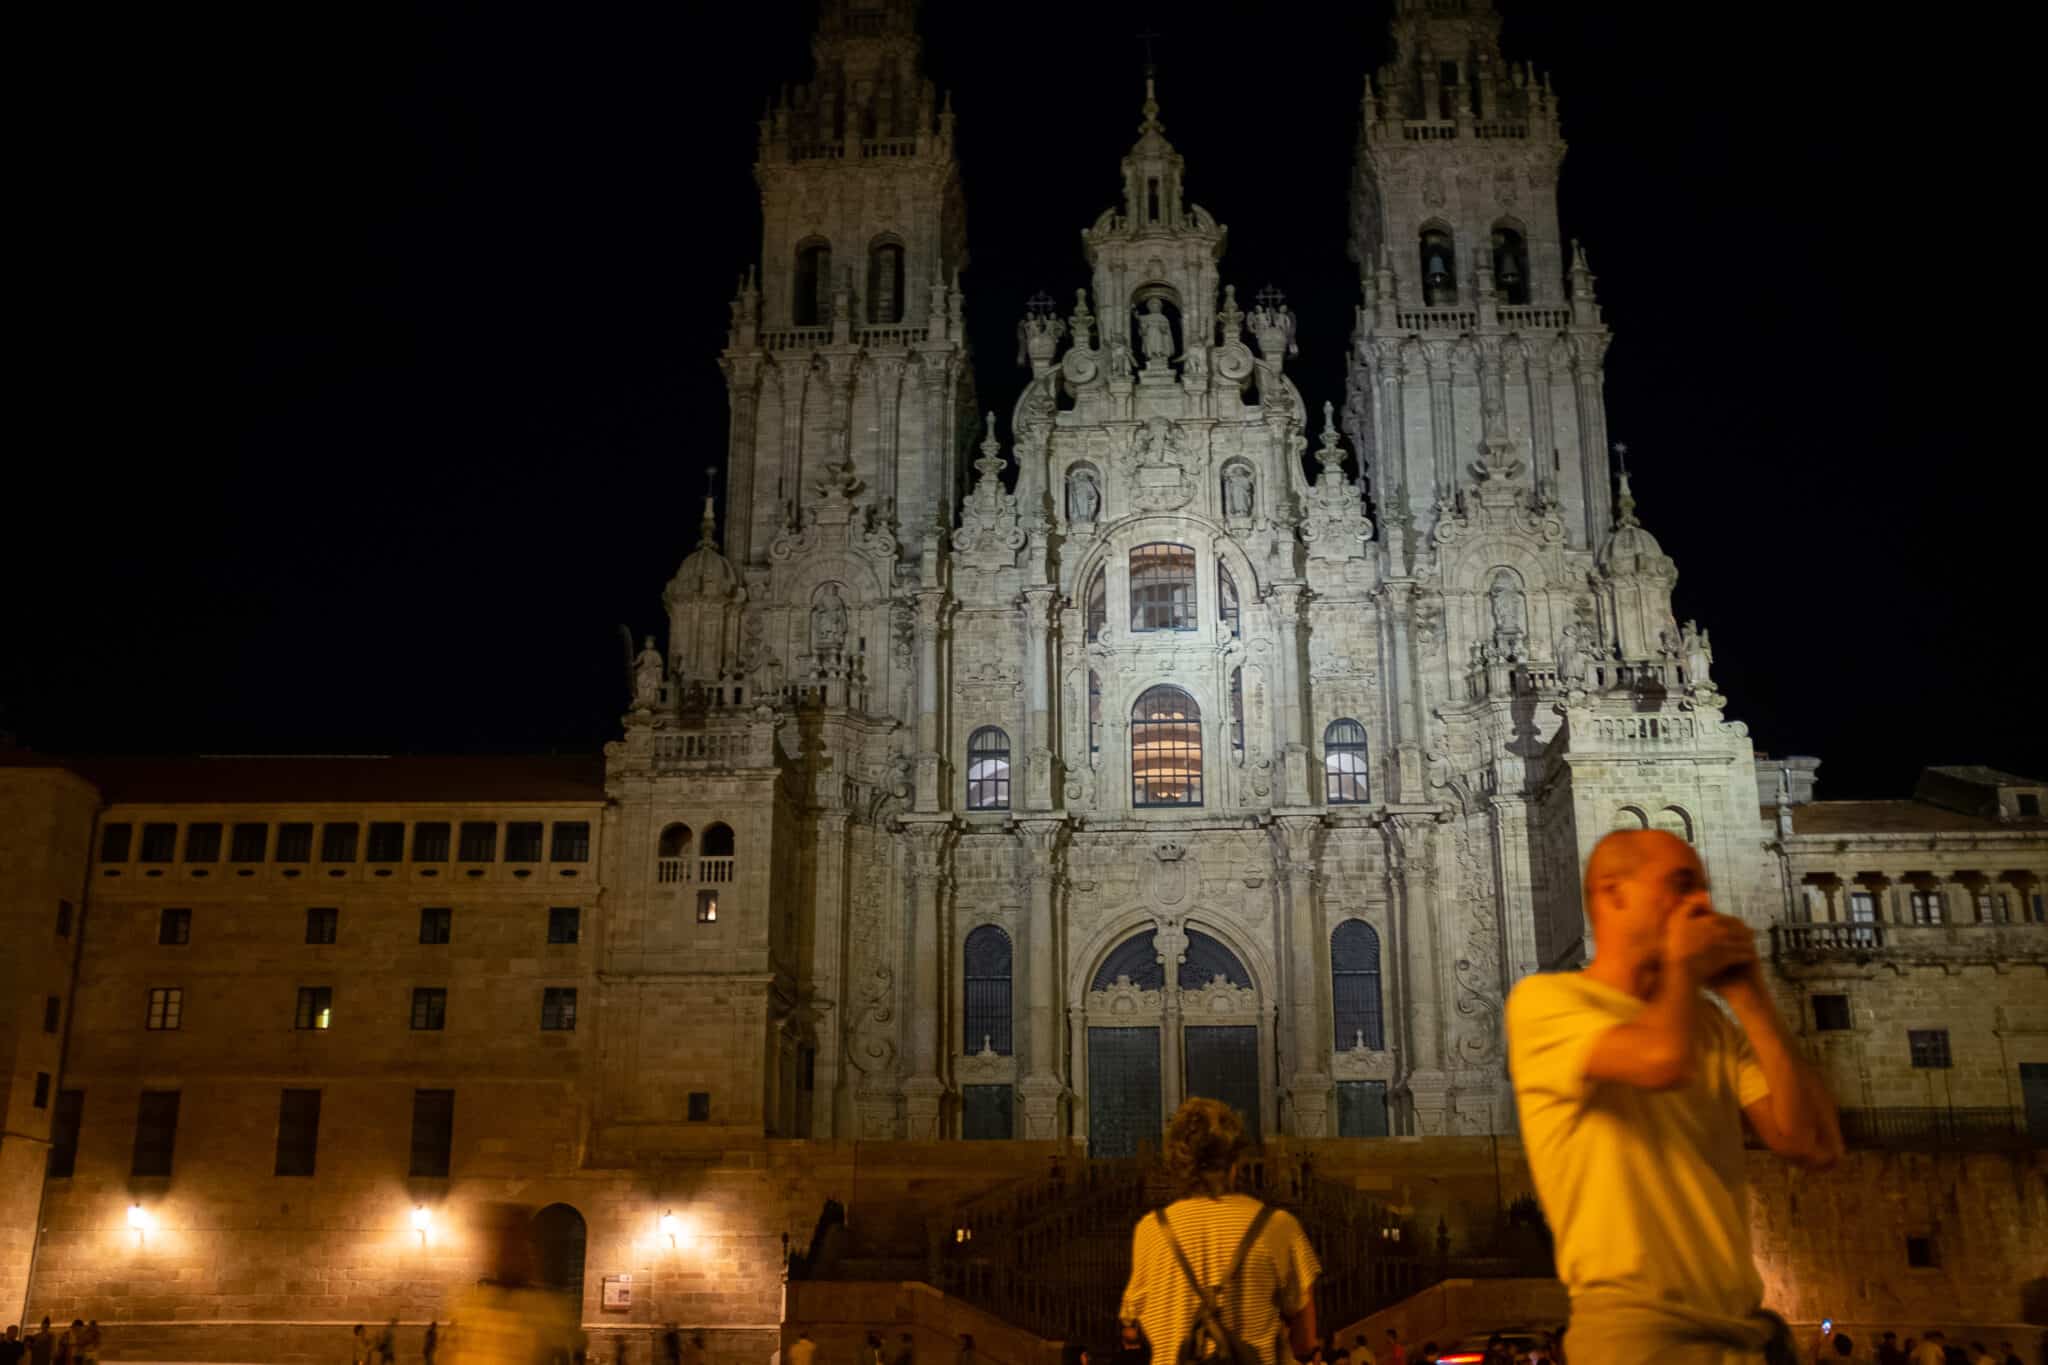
423,1321,439,1365
786,1331,814,1365
1508,829,1844,1362
1482,1335,1513,1364
1118,1098,1321,1365
1995,1343,2021,1365
1111,1320,1149,1365
1818,1330,1865,1364
1383,1330,1406,1365
24,1319,53,1365
352,1325,371,1365
1876,1333,1905,1365
1965,1344,1996,1365
1351,1333,1378,1365
864,1331,886,1365
1,1324,25,1365
954,1333,976,1365
1909,1329,1946,1364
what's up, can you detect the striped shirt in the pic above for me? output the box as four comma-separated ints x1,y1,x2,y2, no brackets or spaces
1119,1193,1321,1365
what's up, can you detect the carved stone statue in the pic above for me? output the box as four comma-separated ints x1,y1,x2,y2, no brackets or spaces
1068,468,1100,524
1556,622,1589,688
811,584,849,655
1681,620,1714,687
1134,297,1175,366
1488,570,1528,659
1223,464,1254,518
632,636,664,706
1108,334,1133,381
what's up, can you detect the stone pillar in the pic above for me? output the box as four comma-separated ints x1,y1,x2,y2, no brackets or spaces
1276,815,1332,1137
1022,588,1056,811
1570,335,1613,544
1524,346,1556,506
871,355,906,535
1017,819,1066,1138
914,589,945,812
1379,582,1425,802
1368,339,1411,561
1268,584,1311,805
1067,1002,1089,1145
1490,798,1539,985
810,810,851,1137
778,365,806,530
1425,340,1457,507
901,819,952,1139
1388,814,1448,1135
721,355,761,564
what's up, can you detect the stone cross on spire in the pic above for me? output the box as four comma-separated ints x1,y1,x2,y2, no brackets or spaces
1611,443,1640,527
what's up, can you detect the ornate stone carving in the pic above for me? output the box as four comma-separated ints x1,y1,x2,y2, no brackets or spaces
953,414,1028,569
1451,826,1504,1067
1121,415,1199,512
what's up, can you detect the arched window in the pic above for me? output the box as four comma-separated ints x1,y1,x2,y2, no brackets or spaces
1324,719,1370,804
1491,224,1530,305
963,924,1013,1055
1332,920,1384,1051
656,823,692,884
1129,543,1197,631
966,726,1011,811
1420,226,1457,306
1653,805,1694,843
867,239,905,323
1131,685,1202,807
1087,671,1102,757
1230,668,1245,758
794,240,831,327
1218,562,1240,638
1084,567,1107,643
699,822,736,882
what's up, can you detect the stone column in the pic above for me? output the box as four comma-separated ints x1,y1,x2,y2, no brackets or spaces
1570,334,1612,543
1268,584,1311,805
1017,819,1066,1138
914,590,946,812
1425,340,1457,507
1524,346,1556,506
1490,798,1539,986
901,819,952,1139
1067,1002,1089,1145
721,355,761,564
778,365,806,528
1276,815,1332,1137
1021,588,1057,810
871,355,906,534
1387,814,1447,1134
810,810,851,1137
1378,582,1425,802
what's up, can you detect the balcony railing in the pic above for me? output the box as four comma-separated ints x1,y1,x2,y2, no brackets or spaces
1838,1106,2035,1152
1773,921,2048,967
698,856,735,884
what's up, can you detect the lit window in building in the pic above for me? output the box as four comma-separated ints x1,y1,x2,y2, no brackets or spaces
146,987,182,1031
696,890,718,923
1129,544,1197,632
1324,719,1370,804
1131,685,1203,807
295,986,333,1030
541,987,578,1031
966,726,1012,811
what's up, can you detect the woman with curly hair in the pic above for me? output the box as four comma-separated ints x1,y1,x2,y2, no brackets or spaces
1118,1098,1322,1365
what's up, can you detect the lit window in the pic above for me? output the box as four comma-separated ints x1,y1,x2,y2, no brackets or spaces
1131,685,1203,807
967,726,1012,811
1084,568,1106,643
411,987,447,1031
1324,719,1370,804
147,987,183,1030
541,987,578,1031
1218,563,1240,638
696,890,719,923
1129,544,1197,631
295,986,334,1031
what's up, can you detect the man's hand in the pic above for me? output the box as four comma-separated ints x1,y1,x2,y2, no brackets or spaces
1663,903,1756,987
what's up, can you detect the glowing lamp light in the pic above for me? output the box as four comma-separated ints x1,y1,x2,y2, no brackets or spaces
127,1204,153,1245
661,1210,681,1248
411,1205,433,1244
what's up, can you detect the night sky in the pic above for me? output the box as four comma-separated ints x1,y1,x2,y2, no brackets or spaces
10,3,2037,799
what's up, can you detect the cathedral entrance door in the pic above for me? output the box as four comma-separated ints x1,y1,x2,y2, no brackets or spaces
1183,1025,1260,1141
1086,1026,1162,1159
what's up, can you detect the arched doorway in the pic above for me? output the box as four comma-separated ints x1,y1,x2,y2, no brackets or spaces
1081,926,1265,1158
532,1203,588,1308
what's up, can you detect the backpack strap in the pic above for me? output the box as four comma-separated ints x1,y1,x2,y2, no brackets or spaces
1154,1208,1219,1319
1153,1204,1279,1336
1223,1205,1278,1339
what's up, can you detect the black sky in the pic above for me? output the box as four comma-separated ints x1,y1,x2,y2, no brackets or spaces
10,2,2038,799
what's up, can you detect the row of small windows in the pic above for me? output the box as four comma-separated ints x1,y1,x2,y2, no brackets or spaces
143,983,581,1034
1808,998,1959,1070
1419,222,1531,307
101,819,591,865
793,238,906,327
153,904,588,946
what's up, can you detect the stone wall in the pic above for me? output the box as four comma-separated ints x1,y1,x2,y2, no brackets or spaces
786,1281,1063,1365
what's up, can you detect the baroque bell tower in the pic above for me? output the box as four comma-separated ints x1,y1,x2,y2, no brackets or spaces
721,0,974,568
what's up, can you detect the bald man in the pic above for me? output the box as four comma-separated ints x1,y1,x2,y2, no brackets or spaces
1507,829,1843,1364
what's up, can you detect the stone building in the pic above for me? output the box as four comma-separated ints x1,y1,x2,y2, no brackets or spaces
2,0,2045,1353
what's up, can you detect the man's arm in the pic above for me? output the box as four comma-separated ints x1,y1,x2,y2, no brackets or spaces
1583,967,1700,1089
1719,970,1844,1168
1284,1300,1318,1362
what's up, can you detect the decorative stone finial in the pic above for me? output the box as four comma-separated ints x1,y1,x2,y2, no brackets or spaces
1613,443,1640,527
699,466,720,548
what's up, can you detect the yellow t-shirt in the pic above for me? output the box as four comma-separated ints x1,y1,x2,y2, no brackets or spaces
1119,1193,1320,1365
1506,971,1770,1321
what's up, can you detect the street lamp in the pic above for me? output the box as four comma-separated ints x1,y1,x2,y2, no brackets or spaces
660,1210,682,1249
411,1205,433,1245
127,1204,152,1245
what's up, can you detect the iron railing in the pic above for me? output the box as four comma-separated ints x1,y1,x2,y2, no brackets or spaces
1837,1106,2035,1152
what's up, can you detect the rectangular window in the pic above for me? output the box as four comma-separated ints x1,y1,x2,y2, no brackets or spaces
275,1088,322,1177
366,822,405,862
1908,1028,1951,1069
147,987,183,1030
1905,1234,1939,1268
48,1090,84,1178
321,823,359,863
182,822,222,862
411,987,447,1031
1812,993,1851,1032
1336,1080,1391,1138
1847,890,1876,922
961,1084,1013,1140
505,822,543,862
1977,891,2012,924
409,1089,454,1178
295,986,334,1030
158,907,191,945
139,823,178,862
458,821,497,862
419,906,452,944
541,987,578,1030
411,822,451,862
2033,893,2047,924
305,906,339,945
687,1091,710,1122
547,906,581,944
2019,792,2041,818
230,822,268,862
696,890,718,923
276,822,313,862
1908,890,1944,924
44,995,61,1033
33,1073,50,1108
100,822,133,862
1128,543,1198,631
132,1089,181,1177
57,900,74,936
550,821,591,862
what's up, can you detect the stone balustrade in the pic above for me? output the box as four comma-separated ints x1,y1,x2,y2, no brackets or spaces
1772,920,2048,968
754,322,929,353
649,727,767,772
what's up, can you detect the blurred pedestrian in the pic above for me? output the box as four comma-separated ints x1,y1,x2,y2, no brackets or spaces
352,1325,371,1365
1876,1333,1904,1365
1911,1332,1945,1365
788,1332,815,1365
1383,1330,1406,1365
1,1325,25,1365
424,1321,438,1365
26,1320,53,1365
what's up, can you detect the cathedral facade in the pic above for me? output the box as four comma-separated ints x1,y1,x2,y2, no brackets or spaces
612,0,1769,1152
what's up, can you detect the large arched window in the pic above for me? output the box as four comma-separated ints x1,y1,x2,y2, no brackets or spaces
1084,567,1106,643
1130,543,1197,631
656,823,692,884
1131,685,1202,807
966,726,1011,811
699,822,736,882
867,238,905,323
1419,226,1457,306
963,924,1013,1055
1332,920,1384,1051
1491,223,1530,305
794,240,831,327
1324,719,1370,804
1218,562,1241,638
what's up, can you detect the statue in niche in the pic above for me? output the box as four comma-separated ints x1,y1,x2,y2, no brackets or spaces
1068,468,1100,525
1680,620,1714,687
1223,465,1255,518
1134,297,1176,367
1108,335,1134,381
632,636,664,706
811,584,850,656
1556,621,1590,688
1488,571,1528,659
